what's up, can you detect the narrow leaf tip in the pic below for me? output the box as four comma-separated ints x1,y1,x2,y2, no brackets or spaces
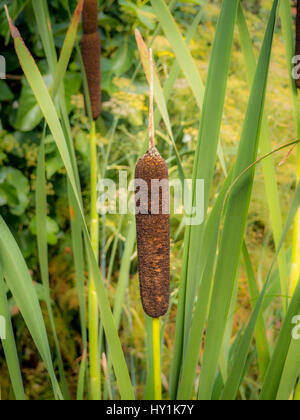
76,0,84,18
4,4,21,39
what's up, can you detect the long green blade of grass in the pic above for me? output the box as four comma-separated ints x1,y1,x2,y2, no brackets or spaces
170,0,239,398
150,0,227,176
176,168,234,399
50,0,83,99
150,0,204,109
237,1,288,313
177,135,300,399
276,334,300,400
7,18,134,399
153,6,206,126
220,157,300,400
260,280,300,400
36,135,70,399
182,0,238,345
197,0,278,400
113,219,136,329
242,243,270,381
0,216,61,399
104,218,136,392
0,263,25,400
151,0,227,175
31,0,57,74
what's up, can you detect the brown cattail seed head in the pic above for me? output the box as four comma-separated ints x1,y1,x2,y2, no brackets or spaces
82,0,98,34
135,147,170,318
81,32,101,120
296,0,300,89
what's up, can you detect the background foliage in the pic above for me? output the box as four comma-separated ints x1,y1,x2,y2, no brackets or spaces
0,0,299,399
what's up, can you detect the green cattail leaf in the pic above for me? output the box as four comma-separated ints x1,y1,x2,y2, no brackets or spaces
261,278,300,399
149,0,227,175
242,243,270,381
36,135,70,400
50,0,84,99
260,287,300,400
31,0,57,74
219,145,300,400
276,331,300,400
0,263,25,401
169,0,239,398
177,168,234,399
150,0,204,109
237,2,288,315
198,0,279,400
113,219,136,328
177,135,300,399
0,216,62,399
153,5,206,128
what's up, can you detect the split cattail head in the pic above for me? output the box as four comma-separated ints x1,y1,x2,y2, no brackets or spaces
296,0,300,89
81,0,101,120
135,147,170,318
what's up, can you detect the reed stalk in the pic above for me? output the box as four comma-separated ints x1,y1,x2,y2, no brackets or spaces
88,120,101,400
135,48,170,399
149,51,162,400
152,317,162,400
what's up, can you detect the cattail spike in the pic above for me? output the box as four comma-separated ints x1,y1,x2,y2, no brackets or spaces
81,32,101,120
135,42,170,318
135,149,170,318
80,0,101,120
82,0,98,34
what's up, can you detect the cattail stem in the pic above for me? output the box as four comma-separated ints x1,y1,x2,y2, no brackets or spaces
150,49,162,401
152,317,162,400
149,48,155,149
135,44,169,400
88,120,101,400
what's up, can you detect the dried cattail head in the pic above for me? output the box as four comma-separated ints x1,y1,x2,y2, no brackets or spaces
82,0,98,34
296,0,300,89
81,32,101,120
135,147,170,318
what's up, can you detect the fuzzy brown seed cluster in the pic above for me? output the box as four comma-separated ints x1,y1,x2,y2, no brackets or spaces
82,0,98,34
296,0,300,89
81,0,101,120
135,147,170,318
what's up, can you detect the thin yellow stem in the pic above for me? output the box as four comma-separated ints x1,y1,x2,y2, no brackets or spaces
152,317,162,400
88,120,101,400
